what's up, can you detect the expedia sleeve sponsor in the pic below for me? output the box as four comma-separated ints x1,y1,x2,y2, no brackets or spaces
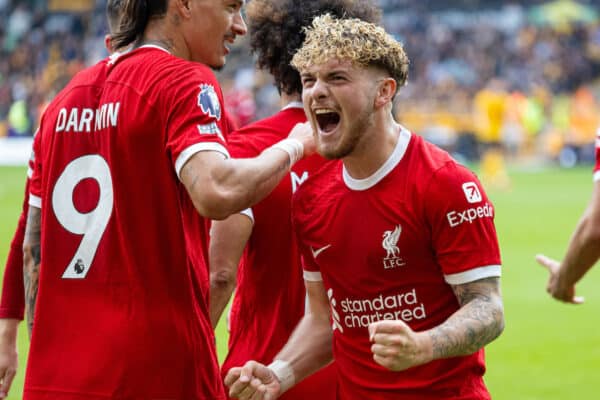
446,203,495,228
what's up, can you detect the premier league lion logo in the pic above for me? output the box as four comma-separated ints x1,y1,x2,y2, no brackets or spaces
197,84,222,121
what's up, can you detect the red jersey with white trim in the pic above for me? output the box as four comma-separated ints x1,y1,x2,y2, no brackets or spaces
293,128,501,400
594,127,600,181
221,104,336,400
26,47,228,399
0,177,28,319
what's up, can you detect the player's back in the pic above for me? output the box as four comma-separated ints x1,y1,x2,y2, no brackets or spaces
25,47,224,400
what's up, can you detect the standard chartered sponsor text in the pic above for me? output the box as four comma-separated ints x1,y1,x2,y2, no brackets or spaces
339,289,426,328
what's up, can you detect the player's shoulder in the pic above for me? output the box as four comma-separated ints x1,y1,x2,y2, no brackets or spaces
409,133,476,183
115,47,220,90
42,59,111,116
412,138,485,204
293,160,340,206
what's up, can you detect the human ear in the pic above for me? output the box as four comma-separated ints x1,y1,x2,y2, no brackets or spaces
374,77,397,109
175,0,193,18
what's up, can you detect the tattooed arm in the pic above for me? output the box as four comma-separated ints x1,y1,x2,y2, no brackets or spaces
23,206,41,339
369,277,504,371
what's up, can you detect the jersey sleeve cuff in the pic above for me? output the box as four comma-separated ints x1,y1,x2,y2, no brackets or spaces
593,170,600,182
239,208,254,224
29,194,41,208
175,142,230,180
444,264,501,285
303,270,323,282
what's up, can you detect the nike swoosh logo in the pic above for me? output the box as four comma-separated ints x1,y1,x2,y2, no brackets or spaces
311,244,332,259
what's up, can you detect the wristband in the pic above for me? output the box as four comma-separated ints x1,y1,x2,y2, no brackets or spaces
268,359,295,393
271,138,304,168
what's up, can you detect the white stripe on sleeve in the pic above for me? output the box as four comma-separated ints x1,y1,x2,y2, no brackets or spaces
29,194,42,209
444,264,501,285
303,270,323,282
175,142,230,180
239,208,254,224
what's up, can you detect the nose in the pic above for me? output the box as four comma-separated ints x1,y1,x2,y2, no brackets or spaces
310,78,328,100
233,11,247,36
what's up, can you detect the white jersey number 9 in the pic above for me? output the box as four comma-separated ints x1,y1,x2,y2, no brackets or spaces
52,155,114,279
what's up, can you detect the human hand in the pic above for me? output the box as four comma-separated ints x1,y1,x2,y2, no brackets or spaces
0,319,19,399
368,319,432,372
536,254,584,304
288,122,316,157
224,361,281,400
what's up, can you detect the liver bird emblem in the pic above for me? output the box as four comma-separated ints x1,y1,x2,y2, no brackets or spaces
382,225,401,259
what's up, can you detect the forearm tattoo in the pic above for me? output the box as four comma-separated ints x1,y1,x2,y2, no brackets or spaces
23,207,42,337
429,277,504,359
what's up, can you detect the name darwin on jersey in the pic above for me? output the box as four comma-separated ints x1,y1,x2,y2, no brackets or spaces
55,102,121,133
336,288,426,329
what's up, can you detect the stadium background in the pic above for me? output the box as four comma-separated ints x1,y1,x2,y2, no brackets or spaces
1,0,599,398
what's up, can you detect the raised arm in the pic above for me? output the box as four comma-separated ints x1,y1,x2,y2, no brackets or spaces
224,280,333,399
23,206,42,339
369,277,504,371
209,212,253,328
181,123,314,220
536,180,600,303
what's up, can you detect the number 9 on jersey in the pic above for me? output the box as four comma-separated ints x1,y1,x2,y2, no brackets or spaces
52,154,114,279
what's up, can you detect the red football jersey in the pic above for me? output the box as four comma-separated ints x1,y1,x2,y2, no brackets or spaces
0,177,28,319
293,128,501,400
221,103,337,400
26,47,228,399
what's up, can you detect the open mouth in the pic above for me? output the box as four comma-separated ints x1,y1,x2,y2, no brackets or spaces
315,109,340,133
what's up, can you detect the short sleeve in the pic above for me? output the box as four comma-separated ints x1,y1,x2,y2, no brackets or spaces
165,66,231,179
424,162,501,285
292,193,323,282
0,178,28,319
29,128,42,209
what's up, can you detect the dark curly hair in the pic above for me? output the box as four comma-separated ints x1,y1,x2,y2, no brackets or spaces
246,0,381,95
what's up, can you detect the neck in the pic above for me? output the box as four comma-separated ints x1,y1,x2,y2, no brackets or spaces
342,112,400,180
280,92,302,107
140,18,188,60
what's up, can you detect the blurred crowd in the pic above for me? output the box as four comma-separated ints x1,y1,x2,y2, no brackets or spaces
2,0,600,166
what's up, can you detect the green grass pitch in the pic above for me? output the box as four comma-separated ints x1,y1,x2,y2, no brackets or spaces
1,165,599,399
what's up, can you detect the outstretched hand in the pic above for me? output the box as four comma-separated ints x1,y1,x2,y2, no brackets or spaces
224,361,281,400
536,254,584,304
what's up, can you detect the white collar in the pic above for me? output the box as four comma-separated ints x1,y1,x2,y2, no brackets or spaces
343,126,412,191
282,101,303,110
139,44,171,54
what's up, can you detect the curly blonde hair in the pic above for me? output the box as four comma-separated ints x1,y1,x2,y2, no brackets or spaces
291,14,409,88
